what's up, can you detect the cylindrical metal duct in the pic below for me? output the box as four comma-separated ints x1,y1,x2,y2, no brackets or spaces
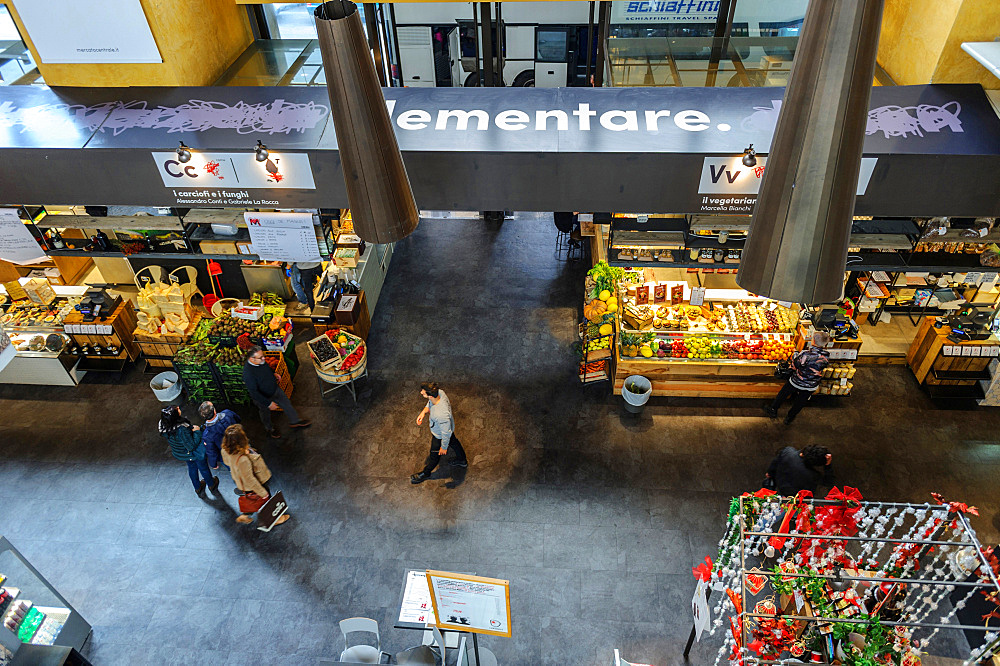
736,0,884,305
314,1,418,244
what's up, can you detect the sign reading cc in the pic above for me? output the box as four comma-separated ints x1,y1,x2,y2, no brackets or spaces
163,159,198,178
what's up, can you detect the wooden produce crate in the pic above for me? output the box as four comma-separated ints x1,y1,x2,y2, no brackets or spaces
134,313,202,369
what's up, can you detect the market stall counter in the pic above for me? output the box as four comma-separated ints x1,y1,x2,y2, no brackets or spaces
603,271,803,398
0,282,87,386
907,315,1000,400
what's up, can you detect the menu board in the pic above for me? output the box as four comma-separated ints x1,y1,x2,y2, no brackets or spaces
426,570,511,637
0,208,48,266
399,570,436,625
244,212,322,262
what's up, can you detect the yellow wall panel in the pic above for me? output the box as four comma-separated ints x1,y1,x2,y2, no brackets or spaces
934,0,1000,89
877,0,962,86
2,0,252,87
877,0,999,89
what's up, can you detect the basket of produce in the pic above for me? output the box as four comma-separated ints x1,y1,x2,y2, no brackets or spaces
309,329,366,383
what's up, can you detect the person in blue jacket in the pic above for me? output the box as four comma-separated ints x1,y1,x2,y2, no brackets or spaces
198,401,240,470
159,406,218,496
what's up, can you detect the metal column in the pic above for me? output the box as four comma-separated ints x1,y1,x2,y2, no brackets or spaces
737,0,886,304
479,2,495,86
362,3,386,86
594,1,610,87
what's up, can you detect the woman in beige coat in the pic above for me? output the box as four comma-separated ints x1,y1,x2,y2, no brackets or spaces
221,424,290,526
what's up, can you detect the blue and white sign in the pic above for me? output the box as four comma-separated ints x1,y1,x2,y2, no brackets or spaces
612,0,721,23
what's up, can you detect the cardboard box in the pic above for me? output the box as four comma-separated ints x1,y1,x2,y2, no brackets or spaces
333,247,359,268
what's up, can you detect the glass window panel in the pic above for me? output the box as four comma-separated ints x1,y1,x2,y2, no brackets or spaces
537,30,569,62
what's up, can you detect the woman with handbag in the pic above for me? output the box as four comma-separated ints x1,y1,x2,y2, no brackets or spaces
220,424,290,526
159,406,218,497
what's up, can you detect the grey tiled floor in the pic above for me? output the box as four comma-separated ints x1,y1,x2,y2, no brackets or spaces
2,217,1000,665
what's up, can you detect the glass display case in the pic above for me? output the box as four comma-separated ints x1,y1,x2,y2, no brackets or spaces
0,537,91,662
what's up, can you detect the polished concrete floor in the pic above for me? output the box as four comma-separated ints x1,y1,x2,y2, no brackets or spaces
2,217,1000,665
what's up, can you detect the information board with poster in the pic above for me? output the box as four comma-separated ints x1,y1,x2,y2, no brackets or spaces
425,570,511,637
244,212,322,262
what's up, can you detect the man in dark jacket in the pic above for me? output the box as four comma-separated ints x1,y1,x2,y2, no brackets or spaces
242,346,310,438
766,445,834,496
198,401,240,469
766,331,831,424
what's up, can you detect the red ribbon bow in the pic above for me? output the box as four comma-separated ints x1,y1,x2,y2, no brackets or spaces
692,556,714,582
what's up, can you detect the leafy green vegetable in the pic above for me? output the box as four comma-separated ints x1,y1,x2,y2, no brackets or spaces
587,261,624,295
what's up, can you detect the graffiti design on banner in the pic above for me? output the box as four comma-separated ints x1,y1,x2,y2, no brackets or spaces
866,102,963,138
740,99,965,139
0,98,328,136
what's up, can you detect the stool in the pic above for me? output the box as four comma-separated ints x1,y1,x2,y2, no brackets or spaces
313,357,368,402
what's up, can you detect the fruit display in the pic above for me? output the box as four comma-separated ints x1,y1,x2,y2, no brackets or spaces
620,333,796,362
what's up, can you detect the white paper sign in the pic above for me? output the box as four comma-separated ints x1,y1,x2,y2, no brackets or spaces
399,571,436,625
692,581,710,642
244,212,322,263
426,571,511,637
12,0,162,64
0,208,48,266
962,346,973,356
689,287,706,307
943,346,956,357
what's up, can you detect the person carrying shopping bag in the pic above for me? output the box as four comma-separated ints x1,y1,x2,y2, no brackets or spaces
221,424,290,526
159,406,218,497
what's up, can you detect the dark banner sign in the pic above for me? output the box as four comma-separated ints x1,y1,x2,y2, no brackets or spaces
0,84,998,214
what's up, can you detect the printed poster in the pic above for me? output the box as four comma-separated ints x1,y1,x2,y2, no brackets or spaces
0,208,48,265
398,570,436,625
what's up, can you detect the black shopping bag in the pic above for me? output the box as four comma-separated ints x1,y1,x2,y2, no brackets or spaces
256,491,289,532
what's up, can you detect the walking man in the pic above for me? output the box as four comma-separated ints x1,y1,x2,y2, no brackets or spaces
765,331,831,425
410,382,467,484
242,345,311,438
199,401,241,470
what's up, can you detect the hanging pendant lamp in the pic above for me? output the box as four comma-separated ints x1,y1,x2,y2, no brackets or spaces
736,0,884,305
314,0,418,244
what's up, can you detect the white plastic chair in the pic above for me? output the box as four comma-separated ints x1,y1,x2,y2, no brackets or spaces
339,617,386,663
168,265,205,302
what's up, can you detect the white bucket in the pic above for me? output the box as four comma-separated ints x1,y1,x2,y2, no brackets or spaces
150,371,183,402
622,375,652,413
